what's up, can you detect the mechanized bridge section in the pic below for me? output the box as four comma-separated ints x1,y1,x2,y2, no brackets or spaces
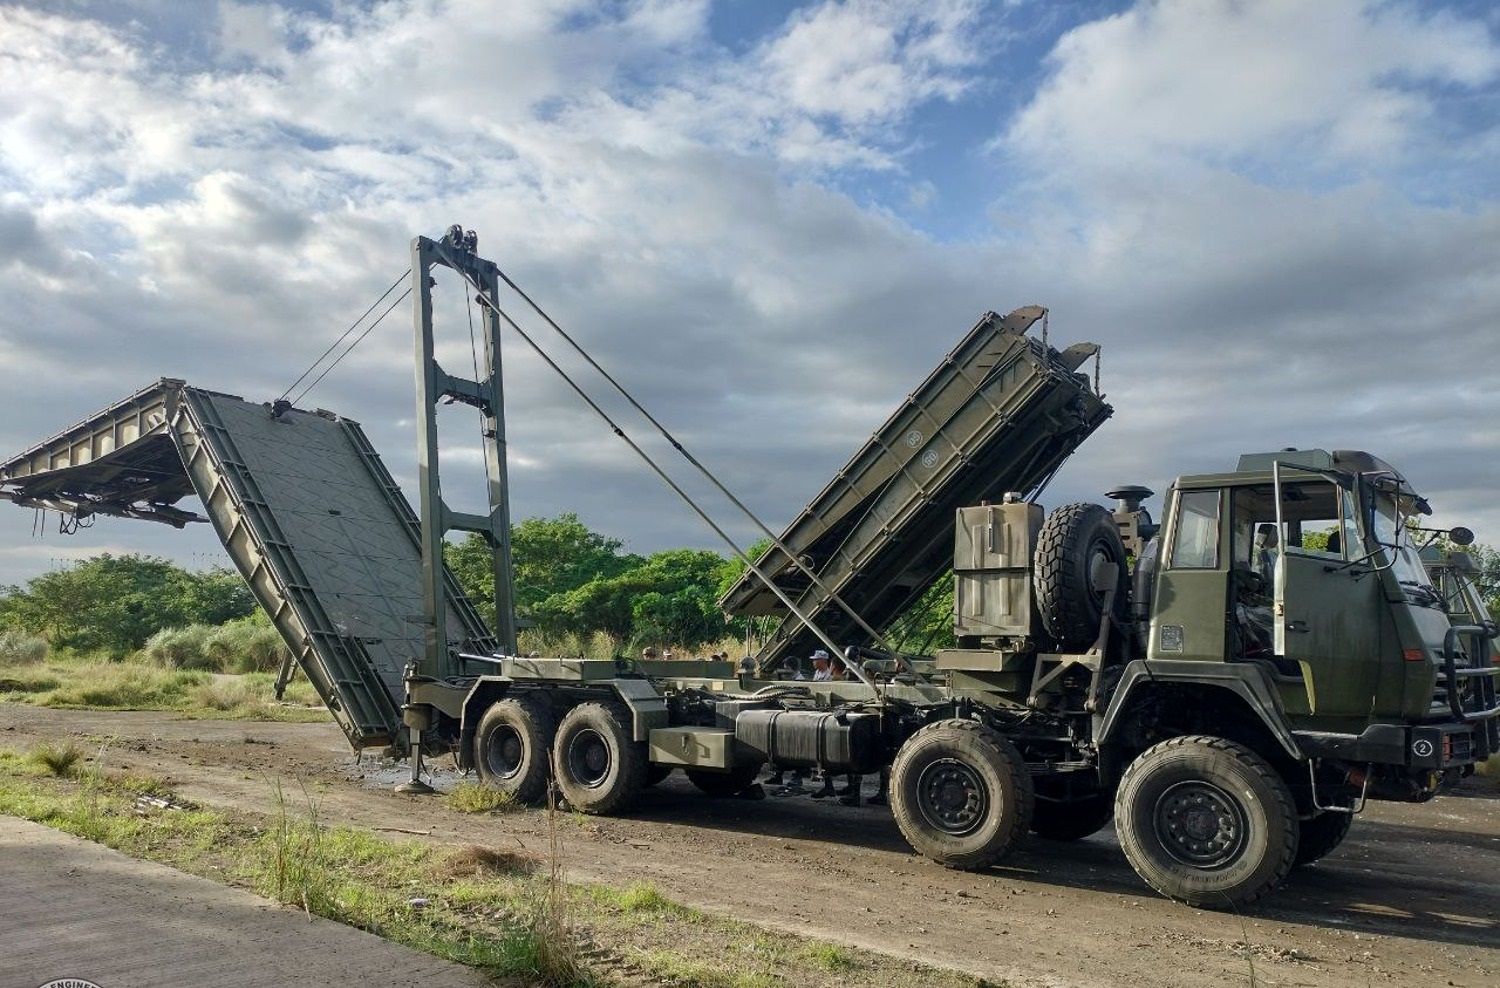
0,380,494,750
719,306,1112,672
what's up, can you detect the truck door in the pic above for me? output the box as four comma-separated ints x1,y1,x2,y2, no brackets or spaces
1272,471,1382,720
1147,487,1229,663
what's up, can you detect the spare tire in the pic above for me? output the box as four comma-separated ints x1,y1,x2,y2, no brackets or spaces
1035,502,1128,649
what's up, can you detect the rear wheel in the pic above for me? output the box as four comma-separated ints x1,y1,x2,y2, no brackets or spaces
1034,503,1128,649
890,720,1034,870
1030,794,1114,841
1115,736,1297,909
686,761,763,797
1294,811,1353,867
552,701,648,814
473,695,556,805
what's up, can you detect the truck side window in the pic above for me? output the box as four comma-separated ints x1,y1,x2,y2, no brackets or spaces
1168,489,1220,569
1279,481,1343,557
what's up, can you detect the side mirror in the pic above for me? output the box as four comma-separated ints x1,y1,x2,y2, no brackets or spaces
1450,527,1475,546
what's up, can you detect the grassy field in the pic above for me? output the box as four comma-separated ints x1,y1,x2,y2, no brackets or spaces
0,745,996,988
0,650,329,722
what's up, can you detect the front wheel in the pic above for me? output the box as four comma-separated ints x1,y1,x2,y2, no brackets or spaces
889,719,1034,870
552,701,648,815
1115,736,1298,909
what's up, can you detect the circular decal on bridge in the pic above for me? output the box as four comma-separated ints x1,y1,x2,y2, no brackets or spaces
920,449,940,469
1411,738,1434,758
905,429,923,448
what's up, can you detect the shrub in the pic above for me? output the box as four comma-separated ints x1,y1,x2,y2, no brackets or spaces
30,740,85,777
212,618,288,674
143,619,288,674
0,629,48,667
445,781,517,814
143,625,218,671
192,679,263,712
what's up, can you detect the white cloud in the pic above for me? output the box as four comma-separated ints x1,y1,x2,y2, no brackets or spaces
217,0,286,61
1,0,1498,591
761,0,978,126
1007,0,1500,170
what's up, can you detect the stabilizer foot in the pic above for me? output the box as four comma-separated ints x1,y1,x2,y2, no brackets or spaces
395,778,437,795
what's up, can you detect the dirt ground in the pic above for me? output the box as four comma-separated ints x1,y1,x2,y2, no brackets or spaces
4,703,1497,988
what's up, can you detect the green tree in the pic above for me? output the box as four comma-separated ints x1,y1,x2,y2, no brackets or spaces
627,549,733,651
532,547,733,652
182,567,257,625
0,554,255,657
445,512,638,629
885,575,956,655
532,571,651,647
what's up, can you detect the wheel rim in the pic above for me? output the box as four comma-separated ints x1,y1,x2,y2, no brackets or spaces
565,728,612,789
483,726,525,781
1087,542,1120,606
915,757,989,836
1154,780,1248,868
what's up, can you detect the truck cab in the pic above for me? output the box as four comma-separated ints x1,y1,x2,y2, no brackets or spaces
1143,448,1500,784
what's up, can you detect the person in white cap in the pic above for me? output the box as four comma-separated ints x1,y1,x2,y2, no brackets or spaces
810,649,832,681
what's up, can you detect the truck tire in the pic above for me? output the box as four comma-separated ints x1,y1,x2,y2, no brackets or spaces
1115,736,1298,909
890,719,1034,870
473,695,556,805
685,761,763,797
1294,811,1353,867
553,701,648,815
1030,794,1113,841
1034,502,1128,649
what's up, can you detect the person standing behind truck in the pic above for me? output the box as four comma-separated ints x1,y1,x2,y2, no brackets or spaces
810,650,832,681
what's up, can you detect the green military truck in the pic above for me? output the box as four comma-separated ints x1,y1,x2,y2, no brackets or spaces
4,228,1495,909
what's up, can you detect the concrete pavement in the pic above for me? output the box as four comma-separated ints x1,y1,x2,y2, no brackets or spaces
0,815,495,988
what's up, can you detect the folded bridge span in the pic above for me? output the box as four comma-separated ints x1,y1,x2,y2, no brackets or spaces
0,380,493,749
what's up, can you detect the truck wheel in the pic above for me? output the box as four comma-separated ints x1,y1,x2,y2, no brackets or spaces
1030,794,1113,841
1294,811,1353,867
685,761,763,797
1115,736,1298,909
1034,502,1128,649
890,720,1034,870
552,701,648,815
474,695,556,805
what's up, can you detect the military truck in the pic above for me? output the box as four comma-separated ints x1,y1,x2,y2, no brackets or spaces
3,228,1495,909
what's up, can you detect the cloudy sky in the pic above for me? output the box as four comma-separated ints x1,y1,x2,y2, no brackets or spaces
0,0,1497,587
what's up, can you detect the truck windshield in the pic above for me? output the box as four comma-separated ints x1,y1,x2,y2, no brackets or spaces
1368,488,1440,606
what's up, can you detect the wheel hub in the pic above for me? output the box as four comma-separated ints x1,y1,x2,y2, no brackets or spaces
916,758,989,835
1155,781,1247,868
567,728,611,788
486,727,523,780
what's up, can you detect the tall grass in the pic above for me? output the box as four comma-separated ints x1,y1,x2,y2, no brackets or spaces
263,779,329,917
143,617,289,674
516,629,621,660
43,661,209,708
531,772,589,987
0,629,48,667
